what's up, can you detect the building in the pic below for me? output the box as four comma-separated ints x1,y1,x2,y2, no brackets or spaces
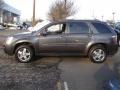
0,3,21,24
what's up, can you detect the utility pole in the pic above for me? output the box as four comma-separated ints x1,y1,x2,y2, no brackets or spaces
112,12,115,23
64,0,67,19
65,0,67,8
92,10,95,19
101,16,104,21
32,0,36,26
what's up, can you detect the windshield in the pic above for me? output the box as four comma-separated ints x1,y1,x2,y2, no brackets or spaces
29,21,51,32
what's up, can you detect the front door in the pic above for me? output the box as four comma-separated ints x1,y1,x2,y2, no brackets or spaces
39,23,67,53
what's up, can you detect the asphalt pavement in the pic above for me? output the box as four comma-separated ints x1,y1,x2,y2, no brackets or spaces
0,30,120,90
0,49,119,90
0,48,61,90
58,50,120,90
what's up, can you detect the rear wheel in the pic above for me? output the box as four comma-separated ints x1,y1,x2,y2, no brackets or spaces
89,45,107,63
15,45,34,63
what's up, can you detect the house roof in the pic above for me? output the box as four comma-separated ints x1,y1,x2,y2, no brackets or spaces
2,3,21,16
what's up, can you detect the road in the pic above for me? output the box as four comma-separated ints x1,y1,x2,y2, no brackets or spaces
1,48,120,90
59,50,120,90
0,48,61,90
0,30,120,90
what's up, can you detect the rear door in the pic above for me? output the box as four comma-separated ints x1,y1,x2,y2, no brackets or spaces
65,22,91,54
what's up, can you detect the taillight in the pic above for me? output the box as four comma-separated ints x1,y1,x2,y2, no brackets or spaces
112,35,118,44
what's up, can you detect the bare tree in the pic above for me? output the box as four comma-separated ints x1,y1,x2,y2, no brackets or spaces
48,0,77,21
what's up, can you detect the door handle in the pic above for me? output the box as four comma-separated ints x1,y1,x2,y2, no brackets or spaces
75,40,79,42
60,35,63,38
88,34,92,37
59,36,63,38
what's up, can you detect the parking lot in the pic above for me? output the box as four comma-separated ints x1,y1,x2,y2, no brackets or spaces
0,48,61,90
0,30,120,90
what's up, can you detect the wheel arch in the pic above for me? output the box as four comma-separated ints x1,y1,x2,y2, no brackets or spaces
13,41,35,54
87,43,107,55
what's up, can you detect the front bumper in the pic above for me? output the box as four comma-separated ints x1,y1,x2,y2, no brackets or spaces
3,44,14,55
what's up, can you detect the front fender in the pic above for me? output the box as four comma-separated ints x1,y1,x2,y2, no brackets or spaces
13,38,38,54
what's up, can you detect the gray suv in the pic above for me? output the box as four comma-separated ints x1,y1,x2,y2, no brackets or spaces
3,20,118,63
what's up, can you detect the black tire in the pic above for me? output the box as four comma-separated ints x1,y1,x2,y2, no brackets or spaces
15,45,34,63
88,45,107,63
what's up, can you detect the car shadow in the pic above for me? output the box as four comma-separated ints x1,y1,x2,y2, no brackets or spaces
29,56,63,69
94,62,119,90
0,56,62,90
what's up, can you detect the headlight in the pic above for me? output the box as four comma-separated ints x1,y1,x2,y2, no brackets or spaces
6,37,14,45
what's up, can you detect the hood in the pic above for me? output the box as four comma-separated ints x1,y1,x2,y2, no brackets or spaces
13,31,33,37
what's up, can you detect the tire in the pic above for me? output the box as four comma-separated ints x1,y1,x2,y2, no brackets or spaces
88,45,107,63
15,45,34,63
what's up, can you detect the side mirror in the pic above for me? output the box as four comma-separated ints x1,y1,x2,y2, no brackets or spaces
41,30,48,36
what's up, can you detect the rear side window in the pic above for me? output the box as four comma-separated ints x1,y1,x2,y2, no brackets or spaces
68,22,89,34
92,22,112,33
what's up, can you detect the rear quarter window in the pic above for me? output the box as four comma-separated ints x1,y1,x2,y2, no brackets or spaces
92,22,112,34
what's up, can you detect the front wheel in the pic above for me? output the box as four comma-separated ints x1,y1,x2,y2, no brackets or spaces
89,45,107,63
15,45,34,63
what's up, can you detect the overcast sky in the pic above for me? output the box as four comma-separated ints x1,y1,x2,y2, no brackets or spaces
4,0,120,21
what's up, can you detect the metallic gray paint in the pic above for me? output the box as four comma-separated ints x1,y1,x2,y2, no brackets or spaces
3,20,118,57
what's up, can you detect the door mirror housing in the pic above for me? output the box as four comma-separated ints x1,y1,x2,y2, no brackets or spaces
41,30,48,36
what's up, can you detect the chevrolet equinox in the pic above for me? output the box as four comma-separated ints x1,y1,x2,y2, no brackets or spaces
3,20,118,63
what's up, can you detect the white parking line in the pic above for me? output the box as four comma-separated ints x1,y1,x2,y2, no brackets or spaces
57,81,61,90
64,82,69,90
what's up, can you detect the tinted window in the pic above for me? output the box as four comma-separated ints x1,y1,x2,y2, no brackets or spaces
68,22,89,33
92,22,112,33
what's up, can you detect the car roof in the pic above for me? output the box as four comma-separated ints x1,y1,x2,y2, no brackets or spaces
52,19,104,24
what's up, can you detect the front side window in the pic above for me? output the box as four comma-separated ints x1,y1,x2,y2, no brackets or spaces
92,22,112,33
46,24,66,34
67,22,89,34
